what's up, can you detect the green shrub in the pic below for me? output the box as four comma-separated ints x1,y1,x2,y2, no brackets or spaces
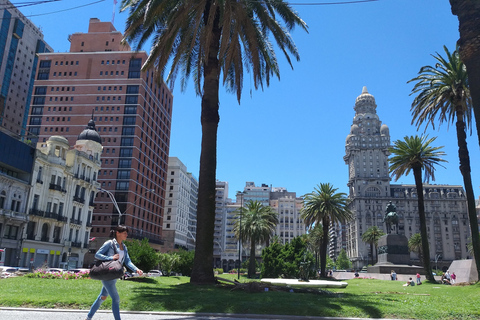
214,268,224,274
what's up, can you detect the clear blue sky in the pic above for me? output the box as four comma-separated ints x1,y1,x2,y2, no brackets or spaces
21,0,480,200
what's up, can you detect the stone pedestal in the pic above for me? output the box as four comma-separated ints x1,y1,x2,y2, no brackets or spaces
377,234,410,265
367,234,425,275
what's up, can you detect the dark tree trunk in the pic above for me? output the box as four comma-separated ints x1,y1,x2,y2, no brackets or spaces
320,217,329,278
413,167,435,282
450,1,480,151
370,243,374,266
190,4,221,284
248,238,256,278
454,109,480,280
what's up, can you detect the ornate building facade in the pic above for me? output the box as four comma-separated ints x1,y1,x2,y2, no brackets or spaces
344,87,470,270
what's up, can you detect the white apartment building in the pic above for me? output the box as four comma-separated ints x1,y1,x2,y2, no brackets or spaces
0,0,52,137
22,119,102,269
163,157,198,251
270,187,306,244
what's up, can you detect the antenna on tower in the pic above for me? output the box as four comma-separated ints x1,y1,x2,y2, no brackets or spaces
111,0,117,25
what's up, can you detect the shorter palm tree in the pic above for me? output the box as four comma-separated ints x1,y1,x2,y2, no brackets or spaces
302,183,352,278
234,200,278,278
361,226,385,265
389,135,447,282
306,224,323,271
408,233,423,265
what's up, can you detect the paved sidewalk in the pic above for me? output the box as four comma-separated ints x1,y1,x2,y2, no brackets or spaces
0,307,408,320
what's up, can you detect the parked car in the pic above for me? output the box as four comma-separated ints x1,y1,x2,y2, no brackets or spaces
68,268,90,274
147,270,162,277
0,266,18,277
46,268,66,273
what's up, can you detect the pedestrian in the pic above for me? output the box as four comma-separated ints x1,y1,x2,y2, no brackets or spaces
391,270,397,280
85,225,143,320
451,272,456,284
403,277,415,286
445,270,451,282
416,272,421,284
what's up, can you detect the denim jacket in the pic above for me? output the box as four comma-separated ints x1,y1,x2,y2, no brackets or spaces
95,239,138,273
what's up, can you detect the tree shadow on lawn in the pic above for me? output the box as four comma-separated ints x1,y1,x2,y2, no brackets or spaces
127,283,383,318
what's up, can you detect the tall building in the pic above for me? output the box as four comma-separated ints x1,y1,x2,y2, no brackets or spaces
0,0,52,137
163,157,198,251
23,120,102,269
27,18,173,251
344,87,470,270
215,182,306,271
0,130,34,266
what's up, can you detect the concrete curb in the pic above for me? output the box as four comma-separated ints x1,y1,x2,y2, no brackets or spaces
0,307,410,320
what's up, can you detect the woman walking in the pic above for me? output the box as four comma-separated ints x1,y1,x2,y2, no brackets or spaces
86,225,143,320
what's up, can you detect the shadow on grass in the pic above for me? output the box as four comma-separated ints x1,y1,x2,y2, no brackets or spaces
127,282,383,318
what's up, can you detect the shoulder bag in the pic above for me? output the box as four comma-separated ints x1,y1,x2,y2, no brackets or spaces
90,241,125,281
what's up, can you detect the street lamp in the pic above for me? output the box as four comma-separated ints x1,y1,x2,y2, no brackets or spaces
98,188,154,226
236,191,246,280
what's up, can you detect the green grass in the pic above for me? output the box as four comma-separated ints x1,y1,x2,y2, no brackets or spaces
0,275,479,319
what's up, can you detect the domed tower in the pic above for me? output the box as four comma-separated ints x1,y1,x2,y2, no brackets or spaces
344,87,392,268
344,86,391,196
74,118,103,161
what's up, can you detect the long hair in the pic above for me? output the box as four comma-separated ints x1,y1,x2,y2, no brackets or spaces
109,225,129,239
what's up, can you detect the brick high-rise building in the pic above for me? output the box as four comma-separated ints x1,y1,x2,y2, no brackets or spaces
27,18,173,251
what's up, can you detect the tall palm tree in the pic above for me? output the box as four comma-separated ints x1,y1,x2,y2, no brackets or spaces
361,226,385,265
389,135,447,282
408,233,423,265
120,0,307,284
301,183,352,278
450,1,480,148
234,200,278,278
408,45,480,280
305,224,323,271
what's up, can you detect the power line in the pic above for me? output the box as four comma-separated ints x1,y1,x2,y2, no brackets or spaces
25,0,105,17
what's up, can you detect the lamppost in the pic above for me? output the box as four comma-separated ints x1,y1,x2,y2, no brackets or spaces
98,188,154,226
435,254,442,272
237,191,246,280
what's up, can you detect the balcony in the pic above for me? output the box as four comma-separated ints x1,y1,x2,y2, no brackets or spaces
29,208,45,217
44,211,59,220
73,196,85,204
71,241,82,248
49,183,66,193
40,236,49,242
53,238,61,244
26,234,35,240
57,215,68,222
36,179,43,184
71,219,82,226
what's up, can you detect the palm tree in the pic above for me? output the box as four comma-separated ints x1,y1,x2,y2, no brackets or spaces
120,0,307,284
361,226,385,265
301,183,352,278
389,135,447,282
305,224,323,271
449,1,480,148
234,200,278,278
408,45,480,280
408,233,423,265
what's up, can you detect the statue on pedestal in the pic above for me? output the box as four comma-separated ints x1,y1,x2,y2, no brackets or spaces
384,201,398,234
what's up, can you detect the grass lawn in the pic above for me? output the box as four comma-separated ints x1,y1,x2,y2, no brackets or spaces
0,274,478,319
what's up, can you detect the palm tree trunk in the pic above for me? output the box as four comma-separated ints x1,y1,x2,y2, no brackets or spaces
370,243,374,266
450,0,480,150
248,238,256,278
190,4,221,285
413,167,435,282
320,218,329,278
454,113,480,280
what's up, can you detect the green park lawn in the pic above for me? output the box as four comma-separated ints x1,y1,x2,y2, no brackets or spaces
0,274,478,319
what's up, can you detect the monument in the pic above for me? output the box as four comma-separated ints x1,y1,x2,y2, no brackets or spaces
368,202,424,275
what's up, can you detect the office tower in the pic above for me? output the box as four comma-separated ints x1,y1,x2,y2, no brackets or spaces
164,157,198,251
344,87,470,270
28,18,173,252
23,120,102,269
0,0,52,137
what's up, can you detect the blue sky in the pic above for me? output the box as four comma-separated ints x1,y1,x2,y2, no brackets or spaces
21,0,480,200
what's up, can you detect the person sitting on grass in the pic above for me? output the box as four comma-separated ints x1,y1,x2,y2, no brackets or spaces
403,277,415,286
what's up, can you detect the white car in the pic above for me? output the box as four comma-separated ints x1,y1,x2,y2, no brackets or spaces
147,270,162,277
0,266,18,277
